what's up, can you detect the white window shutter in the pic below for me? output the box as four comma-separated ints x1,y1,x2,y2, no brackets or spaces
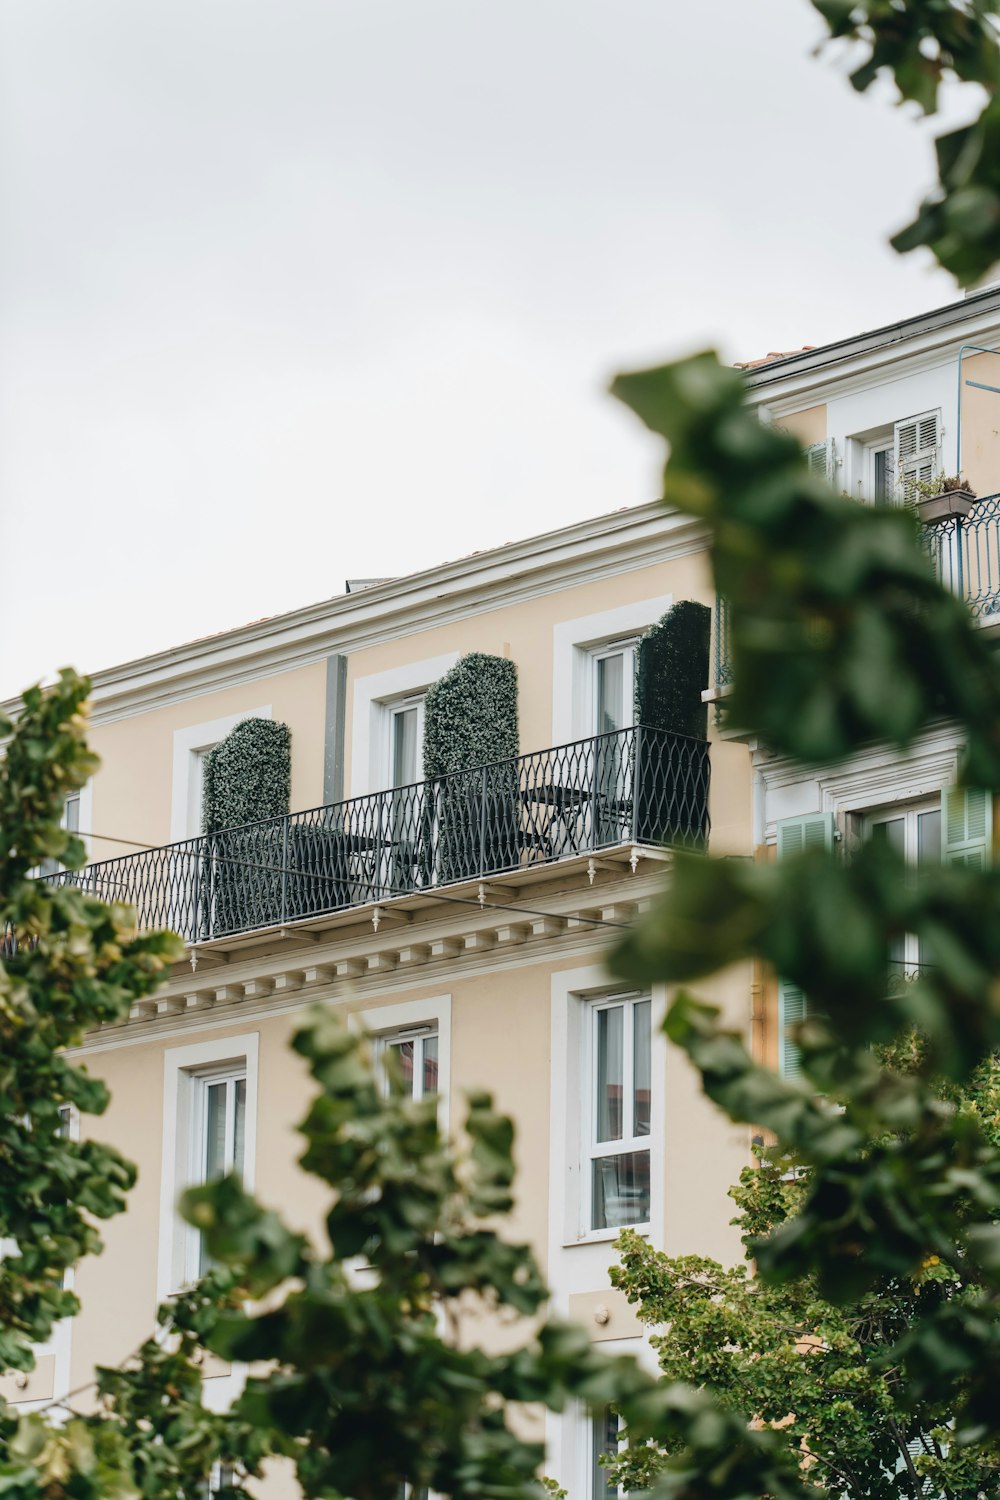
894,410,941,499
942,786,992,871
775,814,836,1076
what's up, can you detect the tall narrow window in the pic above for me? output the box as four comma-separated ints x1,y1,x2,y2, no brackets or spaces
591,1408,623,1500
592,644,636,736
868,800,942,984
389,697,425,788
589,996,651,1232
191,1067,247,1278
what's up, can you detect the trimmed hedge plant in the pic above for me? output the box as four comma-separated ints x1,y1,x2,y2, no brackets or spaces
201,717,291,935
635,600,711,740
634,602,711,847
423,654,519,881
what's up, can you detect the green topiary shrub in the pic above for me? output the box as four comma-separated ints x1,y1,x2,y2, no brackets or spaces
635,601,711,740
423,655,520,881
200,718,291,936
634,603,711,847
201,718,291,835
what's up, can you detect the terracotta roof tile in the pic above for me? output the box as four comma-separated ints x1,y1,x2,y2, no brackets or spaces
734,346,815,370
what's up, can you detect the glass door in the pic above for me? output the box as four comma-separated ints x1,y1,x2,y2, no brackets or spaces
386,697,425,893
591,644,636,848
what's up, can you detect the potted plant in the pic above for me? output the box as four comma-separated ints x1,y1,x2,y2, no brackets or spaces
906,471,978,524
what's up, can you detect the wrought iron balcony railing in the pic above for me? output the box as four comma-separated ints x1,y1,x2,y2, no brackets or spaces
43,725,710,945
713,492,1000,693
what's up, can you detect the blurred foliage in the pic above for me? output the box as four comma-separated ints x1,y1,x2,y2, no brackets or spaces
810,0,1000,284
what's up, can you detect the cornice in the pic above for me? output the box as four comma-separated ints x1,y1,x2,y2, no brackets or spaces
70,852,666,1053
6,503,708,727
743,289,1000,408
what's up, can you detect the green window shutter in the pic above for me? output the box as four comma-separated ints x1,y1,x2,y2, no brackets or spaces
775,813,835,1076
805,440,831,479
942,786,992,871
776,811,836,859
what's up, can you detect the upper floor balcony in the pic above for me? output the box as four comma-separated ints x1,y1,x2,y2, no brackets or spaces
712,491,1000,695
45,725,710,947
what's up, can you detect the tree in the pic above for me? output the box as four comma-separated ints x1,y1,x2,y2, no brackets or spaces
611,1070,1000,1497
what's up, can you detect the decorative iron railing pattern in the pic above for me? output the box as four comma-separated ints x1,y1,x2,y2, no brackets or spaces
42,726,710,944
714,492,1000,691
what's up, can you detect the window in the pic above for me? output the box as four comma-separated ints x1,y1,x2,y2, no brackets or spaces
188,1066,247,1280
158,1034,258,1302
379,1026,439,1104
588,995,651,1232
867,800,941,983
38,793,83,878
389,695,425,788
591,1408,623,1500
590,643,636,738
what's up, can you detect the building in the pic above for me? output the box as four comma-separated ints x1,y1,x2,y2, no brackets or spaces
11,281,1000,1496
717,284,1000,1077
1,501,753,1498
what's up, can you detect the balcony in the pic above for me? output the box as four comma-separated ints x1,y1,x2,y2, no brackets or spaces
45,725,710,946
712,492,1000,693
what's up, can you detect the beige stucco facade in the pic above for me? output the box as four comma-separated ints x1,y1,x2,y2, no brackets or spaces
5,498,757,1499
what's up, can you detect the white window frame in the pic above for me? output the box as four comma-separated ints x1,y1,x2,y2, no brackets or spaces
863,795,942,980
549,967,665,1250
590,1406,625,1500
386,693,427,788
354,995,451,1132
170,707,272,842
183,1064,249,1285
585,993,652,1237
157,1032,259,1302
350,653,460,797
588,640,638,738
551,596,673,744
378,1025,440,1104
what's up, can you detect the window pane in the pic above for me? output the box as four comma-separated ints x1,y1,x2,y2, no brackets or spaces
633,1000,651,1137
592,1150,650,1230
204,1082,227,1181
233,1077,247,1180
392,707,418,788
596,654,625,735
595,1007,624,1142
592,1407,619,1500
64,795,80,833
917,809,941,866
871,816,905,856
389,1039,416,1097
422,1034,439,1098
874,445,895,504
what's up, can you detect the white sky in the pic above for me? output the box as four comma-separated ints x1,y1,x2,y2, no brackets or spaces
0,0,971,698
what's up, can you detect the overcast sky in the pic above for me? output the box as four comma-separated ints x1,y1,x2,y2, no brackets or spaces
0,0,970,699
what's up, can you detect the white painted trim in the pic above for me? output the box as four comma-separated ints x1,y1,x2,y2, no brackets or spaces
551,595,673,744
169,705,271,841
350,653,458,797
354,993,452,1132
156,1031,259,1303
